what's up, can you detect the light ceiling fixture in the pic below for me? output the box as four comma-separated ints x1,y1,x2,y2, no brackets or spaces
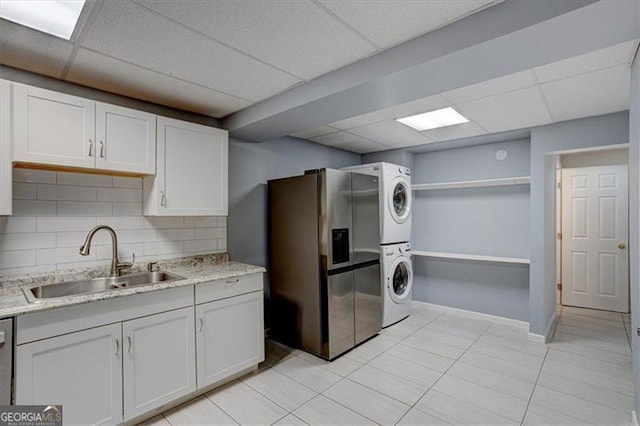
396,107,469,131
0,0,86,40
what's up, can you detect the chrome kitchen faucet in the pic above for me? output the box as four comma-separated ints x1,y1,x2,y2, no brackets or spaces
79,225,134,277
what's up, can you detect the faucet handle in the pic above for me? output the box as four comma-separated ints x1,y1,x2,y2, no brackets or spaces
147,261,159,272
117,253,135,274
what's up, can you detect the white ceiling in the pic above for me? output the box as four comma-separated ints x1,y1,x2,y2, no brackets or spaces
293,40,638,153
0,0,500,118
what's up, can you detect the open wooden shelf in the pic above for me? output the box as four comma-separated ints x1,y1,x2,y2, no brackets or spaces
411,250,530,265
412,176,531,191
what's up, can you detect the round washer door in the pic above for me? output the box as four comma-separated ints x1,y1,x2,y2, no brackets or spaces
388,257,412,304
388,176,411,224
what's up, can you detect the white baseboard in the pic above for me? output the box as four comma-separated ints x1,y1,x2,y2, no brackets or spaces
528,311,558,344
412,301,529,330
632,410,638,426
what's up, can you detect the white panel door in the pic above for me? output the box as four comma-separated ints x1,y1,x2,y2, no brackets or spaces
155,116,228,215
562,165,629,312
95,102,156,174
123,307,196,421
15,323,123,425
13,83,96,168
195,291,264,389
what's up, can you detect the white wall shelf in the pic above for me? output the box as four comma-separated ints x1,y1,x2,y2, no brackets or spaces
412,176,531,191
411,250,530,265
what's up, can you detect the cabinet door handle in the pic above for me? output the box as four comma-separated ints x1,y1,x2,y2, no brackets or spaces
198,317,204,332
160,191,166,207
225,278,239,287
127,334,133,355
114,336,119,356
88,139,93,157
99,141,105,158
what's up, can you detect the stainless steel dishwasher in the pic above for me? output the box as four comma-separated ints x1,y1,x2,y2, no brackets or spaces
0,318,13,404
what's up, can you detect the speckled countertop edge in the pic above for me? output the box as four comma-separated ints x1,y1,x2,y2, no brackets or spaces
0,254,266,319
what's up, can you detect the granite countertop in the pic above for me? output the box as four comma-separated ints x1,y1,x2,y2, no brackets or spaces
0,254,266,319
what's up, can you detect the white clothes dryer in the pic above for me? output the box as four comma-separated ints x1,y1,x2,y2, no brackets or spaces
342,162,412,244
381,242,412,327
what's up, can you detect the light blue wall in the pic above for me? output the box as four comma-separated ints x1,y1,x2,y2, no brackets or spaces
411,139,531,320
362,149,415,170
529,111,630,336
228,136,361,267
629,52,639,414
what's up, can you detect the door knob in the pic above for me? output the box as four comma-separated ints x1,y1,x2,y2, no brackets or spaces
618,243,627,250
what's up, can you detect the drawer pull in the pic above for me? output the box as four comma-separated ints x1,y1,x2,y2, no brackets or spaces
225,278,240,287
198,317,204,332
114,336,119,356
127,334,133,355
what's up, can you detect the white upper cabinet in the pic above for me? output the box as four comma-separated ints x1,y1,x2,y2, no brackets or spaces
144,116,228,216
12,83,156,175
0,80,12,215
13,83,96,169
95,103,156,174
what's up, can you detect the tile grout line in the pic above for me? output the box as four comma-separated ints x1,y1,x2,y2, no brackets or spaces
394,316,495,425
519,335,551,425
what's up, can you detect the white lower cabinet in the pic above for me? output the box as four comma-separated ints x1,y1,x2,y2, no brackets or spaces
15,323,123,425
195,291,264,388
123,307,196,421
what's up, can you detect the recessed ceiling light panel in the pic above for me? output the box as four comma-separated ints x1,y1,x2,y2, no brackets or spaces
396,107,469,131
0,0,86,40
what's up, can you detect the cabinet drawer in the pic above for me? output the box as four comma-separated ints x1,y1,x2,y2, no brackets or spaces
195,273,263,304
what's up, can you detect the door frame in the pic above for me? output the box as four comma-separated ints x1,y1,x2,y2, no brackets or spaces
553,145,630,311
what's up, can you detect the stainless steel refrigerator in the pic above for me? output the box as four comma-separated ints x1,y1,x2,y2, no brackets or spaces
268,168,381,360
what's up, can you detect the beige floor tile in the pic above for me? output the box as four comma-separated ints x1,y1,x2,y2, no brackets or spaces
546,348,632,379
397,408,451,425
272,414,308,425
522,403,592,426
292,395,375,425
136,414,171,426
385,343,456,372
458,351,540,383
476,331,547,358
401,335,466,359
163,396,237,425
368,352,443,387
537,372,634,412
241,368,317,412
446,362,534,400
430,375,529,422
206,380,287,425
530,385,630,425
273,355,342,392
347,364,429,405
541,359,634,396
323,379,410,425
415,390,518,425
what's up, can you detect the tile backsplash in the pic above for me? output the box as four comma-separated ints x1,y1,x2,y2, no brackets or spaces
0,169,227,277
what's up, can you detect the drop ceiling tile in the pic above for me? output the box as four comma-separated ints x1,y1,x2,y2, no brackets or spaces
329,111,387,130
442,70,537,104
310,131,378,147
318,0,497,48
421,122,487,142
134,0,376,80
347,120,433,148
81,0,300,102
310,130,387,153
534,40,638,83
67,49,251,117
456,86,552,133
0,19,73,78
291,126,339,139
377,95,451,120
333,139,390,154
539,65,630,123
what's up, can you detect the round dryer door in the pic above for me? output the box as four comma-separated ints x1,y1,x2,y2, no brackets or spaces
389,257,412,304
388,177,411,224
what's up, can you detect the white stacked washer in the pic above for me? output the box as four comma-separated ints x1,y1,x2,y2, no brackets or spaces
342,162,413,327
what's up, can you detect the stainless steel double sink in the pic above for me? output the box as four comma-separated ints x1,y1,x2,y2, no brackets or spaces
23,271,186,303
